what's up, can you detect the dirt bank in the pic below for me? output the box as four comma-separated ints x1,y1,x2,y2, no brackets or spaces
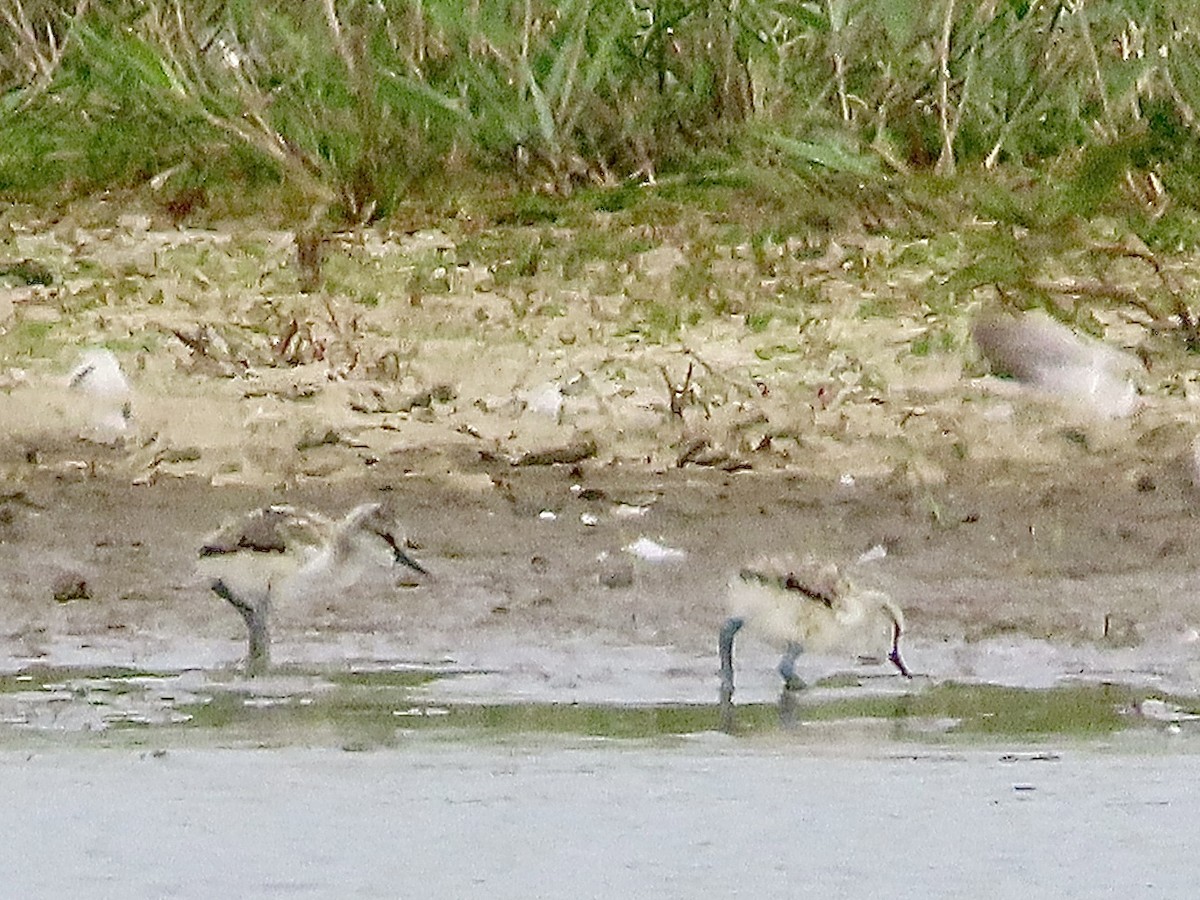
4,222,1200,693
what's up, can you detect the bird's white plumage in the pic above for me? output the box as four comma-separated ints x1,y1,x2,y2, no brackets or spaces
199,503,422,599
731,577,896,656
197,505,334,604
67,348,133,441
295,503,422,593
725,558,908,664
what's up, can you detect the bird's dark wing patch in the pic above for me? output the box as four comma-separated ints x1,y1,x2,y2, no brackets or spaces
737,568,772,587
69,364,96,389
236,531,287,553
738,567,836,607
783,573,836,607
200,508,288,556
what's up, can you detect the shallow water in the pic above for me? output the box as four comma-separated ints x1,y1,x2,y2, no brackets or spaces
4,662,1200,897
5,741,1200,899
2,661,1200,748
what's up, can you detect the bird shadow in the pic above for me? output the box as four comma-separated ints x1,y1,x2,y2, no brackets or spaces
718,684,804,735
719,682,920,736
718,684,736,734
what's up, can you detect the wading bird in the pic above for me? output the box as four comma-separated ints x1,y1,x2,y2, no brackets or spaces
719,558,911,700
972,308,1139,420
198,502,427,675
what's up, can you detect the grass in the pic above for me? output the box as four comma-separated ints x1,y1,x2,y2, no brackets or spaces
1,185,1192,389
3,1,1200,248
799,681,1141,737
0,320,59,360
5,6,1200,366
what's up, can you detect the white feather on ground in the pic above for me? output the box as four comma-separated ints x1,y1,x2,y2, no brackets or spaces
67,348,133,442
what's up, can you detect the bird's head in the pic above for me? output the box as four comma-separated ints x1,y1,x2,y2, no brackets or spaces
345,502,428,576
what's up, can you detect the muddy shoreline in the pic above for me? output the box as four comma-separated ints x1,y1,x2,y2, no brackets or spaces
3,444,1200,698
4,225,1200,703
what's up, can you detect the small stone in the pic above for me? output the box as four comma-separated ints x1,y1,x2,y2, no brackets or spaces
52,572,90,603
600,567,635,589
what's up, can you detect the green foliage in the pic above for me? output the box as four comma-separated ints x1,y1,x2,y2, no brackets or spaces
0,319,58,360
745,311,773,333
2,1,1200,228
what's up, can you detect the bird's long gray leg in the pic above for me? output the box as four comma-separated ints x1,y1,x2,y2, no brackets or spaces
211,578,270,676
719,617,745,699
778,641,805,691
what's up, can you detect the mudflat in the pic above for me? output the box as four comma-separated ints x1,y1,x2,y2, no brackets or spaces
2,223,1200,696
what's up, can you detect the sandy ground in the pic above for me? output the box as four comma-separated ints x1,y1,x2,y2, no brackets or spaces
7,220,1200,899
5,741,1200,899
4,222,1200,699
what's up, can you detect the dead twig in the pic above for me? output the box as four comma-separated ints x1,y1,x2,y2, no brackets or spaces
296,231,326,293
1090,240,1200,351
675,436,749,471
514,438,597,467
660,361,695,419
3,0,89,111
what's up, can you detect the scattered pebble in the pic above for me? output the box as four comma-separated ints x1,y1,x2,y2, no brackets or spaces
514,438,597,467
242,697,292,708
999,753,1061,763
523,383,563,418
1135,699,1200,723
393,707,450,717
51,572,90,604
599,568,635,589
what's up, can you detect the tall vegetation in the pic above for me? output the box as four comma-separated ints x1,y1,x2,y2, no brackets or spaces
2,0,1200,229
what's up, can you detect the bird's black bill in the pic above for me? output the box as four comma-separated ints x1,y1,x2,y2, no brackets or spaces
395,548,428,575
379,532,428,575
888,648,912,678
889,622,913,678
